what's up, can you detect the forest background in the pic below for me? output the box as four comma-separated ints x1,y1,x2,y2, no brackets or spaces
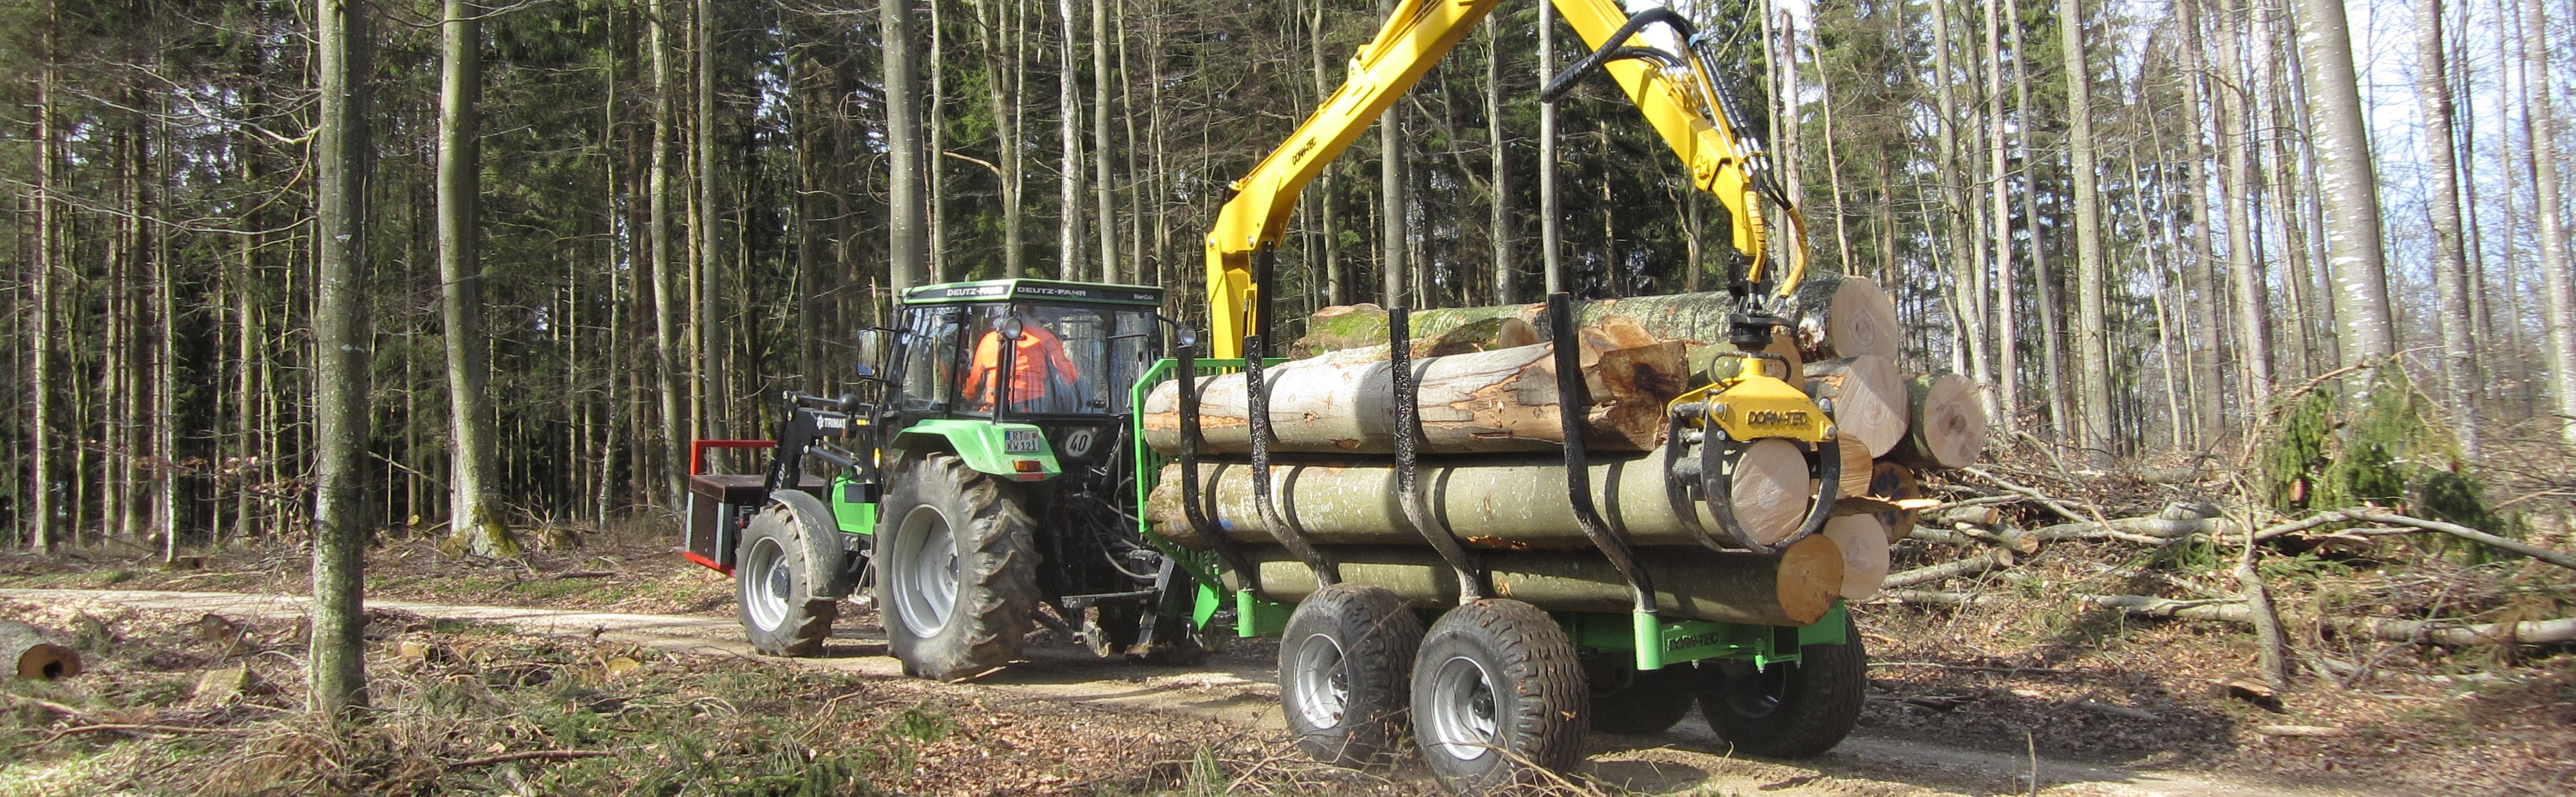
1,0,2572,557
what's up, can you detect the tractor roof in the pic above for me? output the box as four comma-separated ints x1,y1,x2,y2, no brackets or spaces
900,278,1164,307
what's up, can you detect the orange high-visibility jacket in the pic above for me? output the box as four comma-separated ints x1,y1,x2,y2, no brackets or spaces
962,325,1081,408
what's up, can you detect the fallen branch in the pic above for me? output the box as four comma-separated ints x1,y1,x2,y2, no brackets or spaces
448,749,618,768
1881,549,2018,589
2253,510,2576,570
1876,591,2576,646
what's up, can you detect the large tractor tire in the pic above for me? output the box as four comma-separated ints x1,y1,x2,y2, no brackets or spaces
1410,599,1587,795
1696,611,1866,758
876,452,1040,680
1279,584,1423,769
737,502,842,657
1589,664,1696,736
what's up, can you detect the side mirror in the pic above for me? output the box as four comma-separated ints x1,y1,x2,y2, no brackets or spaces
854,329,884,378
998,317,1026,342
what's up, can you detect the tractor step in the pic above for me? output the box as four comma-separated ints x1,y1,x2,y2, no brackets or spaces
1059,590,1157,609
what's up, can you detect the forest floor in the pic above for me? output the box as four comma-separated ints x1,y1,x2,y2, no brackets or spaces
1,517,2570,795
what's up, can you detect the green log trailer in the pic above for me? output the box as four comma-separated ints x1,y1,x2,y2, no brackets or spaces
681,277,1866,795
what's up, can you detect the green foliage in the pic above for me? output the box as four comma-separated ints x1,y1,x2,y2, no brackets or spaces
2258,368,2519,553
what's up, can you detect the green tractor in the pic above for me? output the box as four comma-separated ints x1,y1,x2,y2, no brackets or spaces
682,278,1207,680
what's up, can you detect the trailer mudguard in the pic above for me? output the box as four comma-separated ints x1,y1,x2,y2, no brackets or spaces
888,419,1063,482
771,490,857,600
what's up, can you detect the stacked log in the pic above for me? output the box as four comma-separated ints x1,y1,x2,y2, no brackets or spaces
1160,278,1985,616
1140,338,1688,455
1143,446,1815,550
1233,538,1844,626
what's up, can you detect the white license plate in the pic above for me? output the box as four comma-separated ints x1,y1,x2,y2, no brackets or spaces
1005,429,1043,454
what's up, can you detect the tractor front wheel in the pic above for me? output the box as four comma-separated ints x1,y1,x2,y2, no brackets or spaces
876,452,1039,681
736,503,840,657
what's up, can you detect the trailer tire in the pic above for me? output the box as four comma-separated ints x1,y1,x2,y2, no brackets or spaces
1697,611,1866,758
1280,584,1422,769
1589,665,1696,736
736,503,840,657
1411,599,1587,795
877,452,1039,681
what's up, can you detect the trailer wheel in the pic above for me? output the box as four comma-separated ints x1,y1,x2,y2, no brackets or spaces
877,452,1039,680
1589,665,1695,736
1697,611,1866,758
736,504,840,657
1280,584,1422,768
1410,599,1586,794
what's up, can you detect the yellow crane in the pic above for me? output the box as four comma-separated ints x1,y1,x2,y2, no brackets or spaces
1200,0,1810,360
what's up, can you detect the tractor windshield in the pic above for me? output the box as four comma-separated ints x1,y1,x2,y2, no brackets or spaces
900,302,1151,416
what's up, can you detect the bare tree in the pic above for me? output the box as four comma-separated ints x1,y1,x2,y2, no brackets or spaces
1539,0,1560,294
1378,0,1405,307
1486,14,1511,305
2061,0,2113,461
310,0,374,720
650,0,683,502
2521,0,2576,444
2293,0,2394,361
28,0,57,552
2418,0,2479,456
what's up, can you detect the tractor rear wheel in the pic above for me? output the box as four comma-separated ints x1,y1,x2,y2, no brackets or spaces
877,452,1039,680
736,503,840,657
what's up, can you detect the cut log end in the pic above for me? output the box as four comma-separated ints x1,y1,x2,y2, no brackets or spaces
2,620,83,681
1776,535,1846,624
1822,514,1891,601
1891,373,1987,470
1728,437,1814,546
1805,355,1906,458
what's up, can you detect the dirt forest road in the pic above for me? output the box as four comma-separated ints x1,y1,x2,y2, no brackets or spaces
0,588,2389,797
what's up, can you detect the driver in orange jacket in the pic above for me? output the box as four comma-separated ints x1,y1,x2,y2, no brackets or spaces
962,304,1081,413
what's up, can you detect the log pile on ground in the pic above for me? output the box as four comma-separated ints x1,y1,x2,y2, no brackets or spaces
1150,278,1987,611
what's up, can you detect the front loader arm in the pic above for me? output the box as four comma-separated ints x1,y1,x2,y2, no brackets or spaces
1202,0,1802,360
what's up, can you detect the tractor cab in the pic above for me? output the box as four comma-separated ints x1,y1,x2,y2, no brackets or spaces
876,280,1162,421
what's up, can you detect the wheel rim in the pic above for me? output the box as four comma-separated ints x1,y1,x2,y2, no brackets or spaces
741,536,792,632
893,504,961,639
1423,655,1501,762
1287,633,1350,729
1721,664,1792,718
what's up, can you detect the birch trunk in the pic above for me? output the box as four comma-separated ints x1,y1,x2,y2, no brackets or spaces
2523,0,2576,445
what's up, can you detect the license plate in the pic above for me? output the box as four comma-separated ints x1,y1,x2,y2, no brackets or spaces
1004,428,1043,454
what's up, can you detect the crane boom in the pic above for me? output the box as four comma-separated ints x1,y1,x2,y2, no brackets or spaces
1202,0,1799,359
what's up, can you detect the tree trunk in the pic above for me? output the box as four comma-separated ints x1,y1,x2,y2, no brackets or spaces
2295,0,2395,363
310,0,373,721
2523,0,2576,445
1091,0,1118,283
29,1,55,552
439,0,516,559
1140,340,1687,455
0,620,80,680
1486,15,1511,306
2060,0,2113,463
1055,0,1083,281
1538,0,1561,294
2215,0,2271,405
1984,0,2018,433
649,0,683,504
889,0,929,290
1377,0,1406,307
2418,0,2479,457
697,0,723,436
2177,0,2227,445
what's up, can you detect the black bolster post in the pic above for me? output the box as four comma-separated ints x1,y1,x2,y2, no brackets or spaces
1244,336,1337,586
1549,293,1656,615
1390,307,1484,601
1174,341,1257,593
